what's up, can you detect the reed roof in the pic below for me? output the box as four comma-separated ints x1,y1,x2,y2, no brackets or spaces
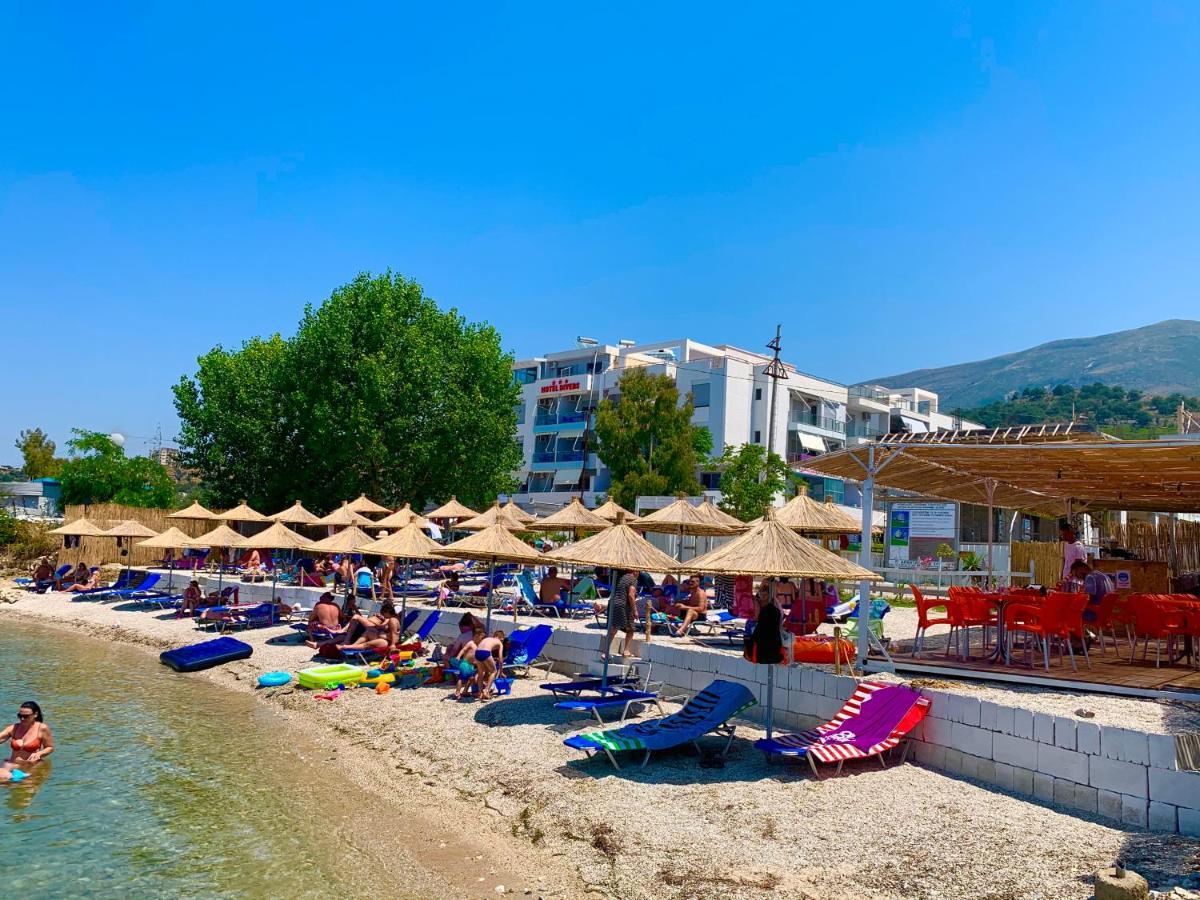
439,523,545,565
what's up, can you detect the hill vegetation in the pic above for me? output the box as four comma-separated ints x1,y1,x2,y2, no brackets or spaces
868,319,1200,408
957,383,1200,439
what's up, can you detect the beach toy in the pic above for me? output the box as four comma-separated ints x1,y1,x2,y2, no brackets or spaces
361,671,396,687
160,637,253,672
791,635,856,665
314,689,342,701
297,663,367,690
257,672,292,688
8,769,28,783
493,677,513,696
375,681,391,694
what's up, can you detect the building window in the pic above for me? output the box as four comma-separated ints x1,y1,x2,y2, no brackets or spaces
700,471,722,490
514,404,526,425
755,388,762,400
753,430,761,443
692,382,710,408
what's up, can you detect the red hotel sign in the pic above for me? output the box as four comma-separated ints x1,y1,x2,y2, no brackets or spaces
540,379,581,394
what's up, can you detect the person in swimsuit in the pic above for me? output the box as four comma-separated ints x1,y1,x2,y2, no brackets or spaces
58,568,101,593
333,600,400,654
56,562,89,590
473,630,506,701
380,557,396,600
453,627,486,700
671,577,709,636
1,701,53,782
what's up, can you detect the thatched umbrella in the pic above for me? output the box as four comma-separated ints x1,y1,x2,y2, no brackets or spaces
503,499,537,526
49,518,105,536
315,501,373,530
136,526,194,590
374,502,432,531
545,513,681,689
166,501,218,522
439,523,544,629
632,494,738,642
303,525,376,555
697,496,751,532
102,520,158,584
346,493,391,517
591,497,641,524
187,523,247,595
426,495,479,522
530,497,609,540
268,500,321,526
680,509,881,738
359,522,447,625
457,501,527,532
218,500,269,524
748,485,863,535
233,520,311,602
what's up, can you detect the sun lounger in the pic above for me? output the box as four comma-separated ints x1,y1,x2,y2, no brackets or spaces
753,681,931,777
517,571,591,618
689,610,747,643
564,679,757,770
82,572,161,602
555,690,670,725
502,623,554,677
539,672,643,697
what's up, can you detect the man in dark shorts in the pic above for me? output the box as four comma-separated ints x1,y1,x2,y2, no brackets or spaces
606,568,638,658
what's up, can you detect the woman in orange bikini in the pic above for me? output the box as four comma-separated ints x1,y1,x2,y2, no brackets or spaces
1,701,54,782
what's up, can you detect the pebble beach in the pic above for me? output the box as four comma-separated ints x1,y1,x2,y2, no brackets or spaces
3,582,1197,899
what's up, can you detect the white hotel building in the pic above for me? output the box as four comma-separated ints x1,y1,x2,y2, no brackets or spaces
509,337,977,512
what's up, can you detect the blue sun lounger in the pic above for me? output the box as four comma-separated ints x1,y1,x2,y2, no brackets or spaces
564,679,757,770
554,689,671,725
501,623,554,677
539,673,643,697
337,610,424,664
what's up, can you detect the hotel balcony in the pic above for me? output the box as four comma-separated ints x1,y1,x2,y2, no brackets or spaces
529,449,596,471
788,410,846,435
531,411,588,434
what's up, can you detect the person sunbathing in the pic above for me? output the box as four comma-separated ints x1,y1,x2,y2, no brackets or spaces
539,566,570,605
57,562,89,590
177,580,205,617
58,568,101,593
473,630,506,701
330,600,400,654
305,593,345,645
671,577,709,637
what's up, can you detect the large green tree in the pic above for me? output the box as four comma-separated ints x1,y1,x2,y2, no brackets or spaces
15,428,62,479
173,271,522,512
58,431,175,507
594,368,706,509
715,442,791,521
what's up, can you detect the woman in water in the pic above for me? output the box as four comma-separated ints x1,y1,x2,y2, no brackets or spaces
1,701,53,782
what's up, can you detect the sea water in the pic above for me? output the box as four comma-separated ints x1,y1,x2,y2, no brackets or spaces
0,619,389,898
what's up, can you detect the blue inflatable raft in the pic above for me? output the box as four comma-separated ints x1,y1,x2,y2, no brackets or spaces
160,637,253,673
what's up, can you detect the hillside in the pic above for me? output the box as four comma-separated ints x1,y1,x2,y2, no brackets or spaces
959,383,1199,439
865,319,1200,408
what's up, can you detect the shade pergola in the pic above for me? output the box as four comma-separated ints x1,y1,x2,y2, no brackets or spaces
49,518,105,537
591,497,641,524
681,510,880,738
426,496,479,521
503,499,538,526
545,513,681,688
748,486,865,535
359,522,447,624
167,501,219,522
346,493,391,516
457,502,528,532
374,502,432,531
439,524,545,629
136,526,195,589
315,502,374,529
187,523,248,593
268,500,321,526
218,501,269,524
530,497,610,536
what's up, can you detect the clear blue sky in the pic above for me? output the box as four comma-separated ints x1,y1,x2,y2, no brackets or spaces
2,3,1199,464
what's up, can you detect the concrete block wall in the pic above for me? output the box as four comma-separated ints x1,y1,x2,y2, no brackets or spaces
415,609,1200,837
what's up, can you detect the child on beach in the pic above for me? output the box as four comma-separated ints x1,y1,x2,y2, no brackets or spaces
473,630,506,701
452,627,486,700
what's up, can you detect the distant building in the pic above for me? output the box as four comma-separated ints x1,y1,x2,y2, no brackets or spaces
1,478,62,518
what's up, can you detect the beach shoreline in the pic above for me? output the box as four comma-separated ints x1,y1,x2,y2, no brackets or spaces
3,581,1196,900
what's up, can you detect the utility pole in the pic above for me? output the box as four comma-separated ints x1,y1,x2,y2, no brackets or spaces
764,325,786,475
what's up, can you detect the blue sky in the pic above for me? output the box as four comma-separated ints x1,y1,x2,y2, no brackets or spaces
2,2,1199,464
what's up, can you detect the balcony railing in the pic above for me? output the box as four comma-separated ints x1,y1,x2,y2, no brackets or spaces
789,411,846,434
533,411,587,426
846,422,888,438
532,449,586,464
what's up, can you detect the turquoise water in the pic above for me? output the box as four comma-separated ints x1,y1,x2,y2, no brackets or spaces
0,620,387,899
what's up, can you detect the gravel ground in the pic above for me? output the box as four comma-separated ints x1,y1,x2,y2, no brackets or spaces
3,582,1198,899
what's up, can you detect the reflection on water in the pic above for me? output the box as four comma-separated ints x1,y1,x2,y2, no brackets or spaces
0,620,384,899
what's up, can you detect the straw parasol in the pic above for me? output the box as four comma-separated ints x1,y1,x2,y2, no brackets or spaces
136,526,195,590
530,497,609,537
592,497,641,524
303,525,376,555
748,485,863,535
187,523,248,594
218,500,269,524
315,502,373,529
49,518,105,536
426,495,479,522
697,496,751,532
233,520,311,601
439,524,545,629
457,501,528,532
545,513,681,688
679,509,880,739
103,520,158,583
374,502,432,531
345,493,391,516
268,500,321,525
503,499,537,526
167,501,218,522
359,522,447,625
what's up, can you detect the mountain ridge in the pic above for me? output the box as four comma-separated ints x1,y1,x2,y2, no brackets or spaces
864,319,1200,409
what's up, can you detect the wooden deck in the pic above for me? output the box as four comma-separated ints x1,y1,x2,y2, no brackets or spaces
883,644,1200,699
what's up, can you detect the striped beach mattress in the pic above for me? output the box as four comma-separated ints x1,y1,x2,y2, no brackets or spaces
755,681,931,763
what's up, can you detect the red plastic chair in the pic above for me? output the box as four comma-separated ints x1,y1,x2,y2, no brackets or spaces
1003,602,1052,670
1047,592,1091,671
911,584,963,657
1128,594,1187,667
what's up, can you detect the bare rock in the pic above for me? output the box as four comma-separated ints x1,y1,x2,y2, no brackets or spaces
1096,867,1149,900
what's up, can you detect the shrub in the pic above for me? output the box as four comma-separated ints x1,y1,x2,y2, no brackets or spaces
0,508,17,546
1,520,58,569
